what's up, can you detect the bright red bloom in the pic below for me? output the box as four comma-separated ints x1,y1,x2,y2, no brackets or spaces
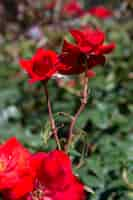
0,138,85,200
29,150,85,200
62,0,83,17
88,6,112,19
58,27,115,75
0,138,35,199
20,48,58,83
7,150,85,200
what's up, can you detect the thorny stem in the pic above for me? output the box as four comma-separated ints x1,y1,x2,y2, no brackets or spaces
66,73,89,151
42,81,61,150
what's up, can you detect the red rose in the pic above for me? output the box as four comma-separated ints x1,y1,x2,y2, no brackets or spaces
7,150,85,200
58,27,115,75
58,40,87,75
38,150,73,188
0,139,85,200
88,6,112,19
62,0,83,17
20,48,58,83
0,138,35,199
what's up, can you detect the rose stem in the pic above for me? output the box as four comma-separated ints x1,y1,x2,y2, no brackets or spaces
42,81,61,150
66,73,89,151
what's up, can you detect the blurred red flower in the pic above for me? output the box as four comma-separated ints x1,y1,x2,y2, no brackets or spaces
88,6,112,19
20,48,58,83
62,0,83,17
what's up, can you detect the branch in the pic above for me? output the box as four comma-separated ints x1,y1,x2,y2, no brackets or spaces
66,74,89,151
42,81,61,150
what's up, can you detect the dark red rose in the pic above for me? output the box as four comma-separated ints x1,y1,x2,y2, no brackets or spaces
58,27,115,75
58,40,87,75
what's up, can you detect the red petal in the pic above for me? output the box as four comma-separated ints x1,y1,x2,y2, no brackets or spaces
62,39,80,53
88,55,105,68
85,29,105,46
3,176,34,199
19,59,32,71
96,43,116,55
70,29,84,44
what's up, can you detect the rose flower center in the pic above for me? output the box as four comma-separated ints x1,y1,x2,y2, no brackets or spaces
32,57,52,77
32,188,44,200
